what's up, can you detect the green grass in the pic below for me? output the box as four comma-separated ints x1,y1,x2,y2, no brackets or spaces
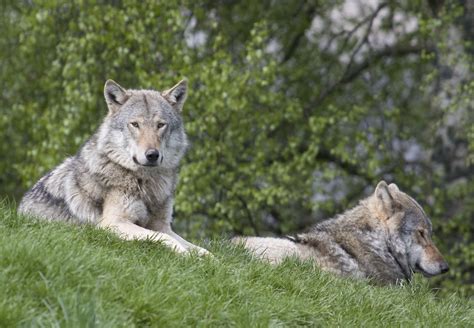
1,202,473,327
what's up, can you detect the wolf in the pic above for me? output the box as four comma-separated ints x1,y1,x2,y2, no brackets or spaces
233,181,449,284
18,79,210,256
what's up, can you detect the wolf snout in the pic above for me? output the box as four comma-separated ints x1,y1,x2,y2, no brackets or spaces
415,258,449,277
439,261,449,274
145,148,160,163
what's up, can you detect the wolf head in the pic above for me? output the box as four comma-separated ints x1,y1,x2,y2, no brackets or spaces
98,79,189,171
369,181,449,279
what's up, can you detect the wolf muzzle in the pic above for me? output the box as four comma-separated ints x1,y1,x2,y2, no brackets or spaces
145,148,160,163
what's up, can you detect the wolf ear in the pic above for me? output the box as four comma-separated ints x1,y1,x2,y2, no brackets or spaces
104,80,129,112
388,183,400,194
162,79,188,112
374,180,396,219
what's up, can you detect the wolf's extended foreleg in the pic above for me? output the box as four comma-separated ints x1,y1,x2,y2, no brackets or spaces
98,220,188,253
147,222,212,256
146,199,212,256
167,230,212,256
99,192,189,253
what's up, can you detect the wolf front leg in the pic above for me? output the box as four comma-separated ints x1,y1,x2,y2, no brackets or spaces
147,199,212,256
167,230,212,256
98,220,189,253
99,192,188,253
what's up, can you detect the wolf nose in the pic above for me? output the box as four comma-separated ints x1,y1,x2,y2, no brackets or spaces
439,262,449,274
145,149,160,162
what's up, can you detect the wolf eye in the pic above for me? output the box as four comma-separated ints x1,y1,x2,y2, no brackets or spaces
157,122,166,129
418,230,426,239
130,122,139,128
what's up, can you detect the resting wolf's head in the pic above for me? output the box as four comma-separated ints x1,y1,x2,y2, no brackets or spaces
98,79,189,171
369,181,449,279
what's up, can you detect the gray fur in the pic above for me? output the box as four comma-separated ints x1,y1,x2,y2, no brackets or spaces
18,79,210,256
234,181,449,284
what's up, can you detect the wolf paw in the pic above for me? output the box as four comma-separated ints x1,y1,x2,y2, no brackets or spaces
168,242,189,254
187,246,213,257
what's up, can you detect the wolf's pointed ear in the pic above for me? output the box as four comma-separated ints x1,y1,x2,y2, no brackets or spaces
374,180,396,219
388,183,400,194
162,79,188,112
104,80,129,113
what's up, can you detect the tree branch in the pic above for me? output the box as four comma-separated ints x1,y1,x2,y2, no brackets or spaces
237,195,260,236
316,43,435,105
282,2,317,63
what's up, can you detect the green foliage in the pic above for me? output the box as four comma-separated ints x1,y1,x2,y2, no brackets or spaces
0,203,473,326
0,1,472,297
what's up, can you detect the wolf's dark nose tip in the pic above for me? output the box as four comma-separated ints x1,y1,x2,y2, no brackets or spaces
440,262,449,274
145,149,160,162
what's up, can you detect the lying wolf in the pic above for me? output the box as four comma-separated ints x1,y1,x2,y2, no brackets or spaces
234,181,449,284
19,79,210,256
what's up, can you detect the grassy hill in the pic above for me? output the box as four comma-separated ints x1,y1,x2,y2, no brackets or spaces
1,202,472,327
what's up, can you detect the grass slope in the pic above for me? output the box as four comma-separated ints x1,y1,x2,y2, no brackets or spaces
1,203,473,327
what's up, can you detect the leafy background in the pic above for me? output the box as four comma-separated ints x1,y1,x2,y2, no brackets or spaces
0,0,472,297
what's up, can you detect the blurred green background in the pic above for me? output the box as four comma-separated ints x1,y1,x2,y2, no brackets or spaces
0,0,472,297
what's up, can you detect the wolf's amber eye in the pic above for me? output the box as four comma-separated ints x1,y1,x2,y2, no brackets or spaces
130,122,139,128
157,123,166,129
418,230,426,239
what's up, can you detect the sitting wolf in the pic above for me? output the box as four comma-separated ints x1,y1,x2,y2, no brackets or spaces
19,79,210,256
234,181,449,284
